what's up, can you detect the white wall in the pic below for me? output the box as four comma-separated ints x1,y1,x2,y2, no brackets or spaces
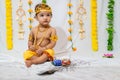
0,0,120,59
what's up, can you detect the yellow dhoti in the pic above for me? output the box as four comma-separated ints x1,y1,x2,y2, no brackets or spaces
23,49,54,61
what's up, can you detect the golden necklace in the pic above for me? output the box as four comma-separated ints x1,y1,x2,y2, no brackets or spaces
38,25,49,32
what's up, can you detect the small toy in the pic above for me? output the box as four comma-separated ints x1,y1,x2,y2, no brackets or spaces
52,59,71,66
62,59,71,66
52,59,62,66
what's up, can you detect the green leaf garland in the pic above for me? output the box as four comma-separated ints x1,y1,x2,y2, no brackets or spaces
106,0,115,51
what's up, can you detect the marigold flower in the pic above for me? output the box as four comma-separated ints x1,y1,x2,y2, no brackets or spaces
68,28,72,32
28,0,32,5
28,17,33,21
72,47,77,51
28,25,32,29
92,46,98,51
28,9,33,13
68,20,73,25
67,11,73,15
68,36,72,41
67,3,72,7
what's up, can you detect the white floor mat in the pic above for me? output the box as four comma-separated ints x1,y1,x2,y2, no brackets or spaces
0,54,120,80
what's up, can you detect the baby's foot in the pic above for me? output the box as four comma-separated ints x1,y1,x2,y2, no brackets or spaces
25,60,32,68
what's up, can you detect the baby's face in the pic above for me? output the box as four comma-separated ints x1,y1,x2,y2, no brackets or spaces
36,11,52,26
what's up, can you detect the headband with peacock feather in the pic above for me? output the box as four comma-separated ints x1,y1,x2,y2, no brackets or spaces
35,0,52,14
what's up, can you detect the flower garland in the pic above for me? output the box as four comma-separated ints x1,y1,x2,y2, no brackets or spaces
5,0,13,50
91,0,98,51
106,0,115,51
28,0,33,30
67,0,77,51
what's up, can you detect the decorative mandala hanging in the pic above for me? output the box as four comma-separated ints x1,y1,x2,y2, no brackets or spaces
76,0,87,40
16,0,26,39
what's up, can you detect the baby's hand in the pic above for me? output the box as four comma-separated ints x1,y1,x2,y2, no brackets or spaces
36,47,44,55
29,45,36,51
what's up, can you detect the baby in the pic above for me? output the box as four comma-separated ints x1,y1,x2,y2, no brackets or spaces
23,2,58,68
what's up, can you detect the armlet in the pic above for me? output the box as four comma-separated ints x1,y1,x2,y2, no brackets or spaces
50,35,58,42
28,35,33,41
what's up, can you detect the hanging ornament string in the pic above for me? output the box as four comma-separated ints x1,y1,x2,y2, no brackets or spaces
76,0,87,40
28,0,33,30
91,0,98,51
106,0,115,51
16,0,26,40
67,0,77,52
5,0,13,50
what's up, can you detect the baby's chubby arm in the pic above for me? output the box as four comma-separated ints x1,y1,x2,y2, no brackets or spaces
45,28,57,49
28,28,36,51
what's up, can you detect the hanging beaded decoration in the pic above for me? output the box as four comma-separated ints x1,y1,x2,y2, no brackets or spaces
16,0,26,40
67,0,77,51
76,0,87,40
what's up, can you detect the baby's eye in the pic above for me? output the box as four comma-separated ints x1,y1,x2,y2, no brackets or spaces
47,14,51,16
39,14,44,17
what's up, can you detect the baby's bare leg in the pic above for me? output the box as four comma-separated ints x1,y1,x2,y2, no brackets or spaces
31,53,48,65
31,56,39,60
25,60,32,68
25,56,39,68
25,53,48,68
